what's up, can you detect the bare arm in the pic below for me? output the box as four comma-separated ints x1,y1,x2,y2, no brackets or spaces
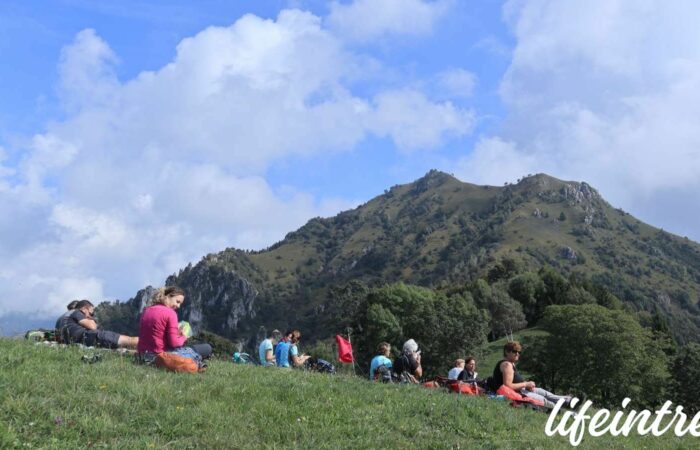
414,353,423,378
78,318,97,330
291,353,310,367
265,349,275,364
501,361,534,391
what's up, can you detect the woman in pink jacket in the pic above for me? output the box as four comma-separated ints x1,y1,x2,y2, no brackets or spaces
137,286,211,364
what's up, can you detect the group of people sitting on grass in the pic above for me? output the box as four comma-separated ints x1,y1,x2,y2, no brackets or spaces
257,328,310,368
55,286,212,369
368,338,573,408
54,287,573,406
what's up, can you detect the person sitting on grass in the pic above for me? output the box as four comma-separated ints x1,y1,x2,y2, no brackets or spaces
393,338,423,383
274,330,293,367
137,286,211,364
493,341,571,408
369,342,393,381
275,330,309,368
448,358,465,380
288,330,310,368
59,300,138,349
258,329,282,366
55,300,79,340
457,356,479,383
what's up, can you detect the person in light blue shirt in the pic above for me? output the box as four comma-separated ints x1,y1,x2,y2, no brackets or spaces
258,329,281,366
369,342,393,380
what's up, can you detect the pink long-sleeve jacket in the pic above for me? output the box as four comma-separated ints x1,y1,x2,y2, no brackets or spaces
137,304,187,353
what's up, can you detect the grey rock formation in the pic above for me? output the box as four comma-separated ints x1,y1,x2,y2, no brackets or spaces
561,246,578,260
168,262,258,337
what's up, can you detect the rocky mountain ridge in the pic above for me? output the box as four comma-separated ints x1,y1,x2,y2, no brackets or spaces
97,171,700,345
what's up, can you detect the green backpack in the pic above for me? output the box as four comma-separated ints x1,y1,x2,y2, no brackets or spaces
25,329,57,342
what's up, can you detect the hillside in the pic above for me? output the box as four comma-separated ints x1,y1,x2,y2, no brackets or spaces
0,339,688,449
98,170,700,346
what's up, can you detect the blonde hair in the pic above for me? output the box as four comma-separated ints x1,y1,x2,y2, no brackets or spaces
455,358,465,366
151,286,185,305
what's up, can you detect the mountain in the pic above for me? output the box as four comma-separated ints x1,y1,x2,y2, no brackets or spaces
97,170,700,345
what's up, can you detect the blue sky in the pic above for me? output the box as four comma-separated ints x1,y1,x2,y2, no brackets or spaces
1,0,699,331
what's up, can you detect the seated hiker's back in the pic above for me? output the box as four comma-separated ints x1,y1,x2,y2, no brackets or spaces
369,342,393,381
60,302,94,344
393,339,422,383
275,340,291,367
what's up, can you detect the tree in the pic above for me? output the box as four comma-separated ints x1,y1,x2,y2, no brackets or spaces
671,343,700,413
471,280,527,340
357,283,489,376
523,304,670,408
509,272,545,323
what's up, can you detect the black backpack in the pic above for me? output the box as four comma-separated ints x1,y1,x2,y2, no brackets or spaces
305,357,336,374
374,364,395,383
393,353,416,383
485,376,500,393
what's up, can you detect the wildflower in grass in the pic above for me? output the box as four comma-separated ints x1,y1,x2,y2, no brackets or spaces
54,416,64,426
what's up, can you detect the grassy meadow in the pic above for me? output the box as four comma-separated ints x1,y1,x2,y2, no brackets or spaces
0,338,692,449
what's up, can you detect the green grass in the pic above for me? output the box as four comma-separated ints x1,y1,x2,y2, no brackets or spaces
0,339,692,449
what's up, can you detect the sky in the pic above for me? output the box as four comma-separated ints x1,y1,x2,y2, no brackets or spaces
1,0,699,333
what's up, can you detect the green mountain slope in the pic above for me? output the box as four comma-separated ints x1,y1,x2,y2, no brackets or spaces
98,170,700,345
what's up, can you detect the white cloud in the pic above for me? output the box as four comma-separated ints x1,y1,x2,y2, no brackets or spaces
0,8,472,320
458,0,700,239
371,89,475,150
457,137,540,185
58,28,120,112
437,68,477,98
327,0,452,43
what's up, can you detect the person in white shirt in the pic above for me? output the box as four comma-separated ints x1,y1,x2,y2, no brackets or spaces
448,358,465,380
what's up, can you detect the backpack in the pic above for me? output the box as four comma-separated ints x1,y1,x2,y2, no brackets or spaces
374,364,395,383
25,329,57,342
232,352,258,365
155,352,203,374
485,375,499,393
305,357,336,374
394,354,418,383
448,381,484,395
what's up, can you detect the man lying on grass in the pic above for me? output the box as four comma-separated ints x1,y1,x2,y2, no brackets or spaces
58,299,138,349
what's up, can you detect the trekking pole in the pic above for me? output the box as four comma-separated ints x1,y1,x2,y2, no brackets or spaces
346,327,358,376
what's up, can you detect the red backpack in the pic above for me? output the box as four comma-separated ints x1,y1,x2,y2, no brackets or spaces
496,385,546,408
155,352,203,373
448,381,484,395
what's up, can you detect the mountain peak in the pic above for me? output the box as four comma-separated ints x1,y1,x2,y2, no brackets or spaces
412,169,457,189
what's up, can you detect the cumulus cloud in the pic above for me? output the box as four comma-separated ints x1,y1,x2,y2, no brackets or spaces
327,0,452,43
457,0,700,239
371,89,475,150
0,8,473,320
